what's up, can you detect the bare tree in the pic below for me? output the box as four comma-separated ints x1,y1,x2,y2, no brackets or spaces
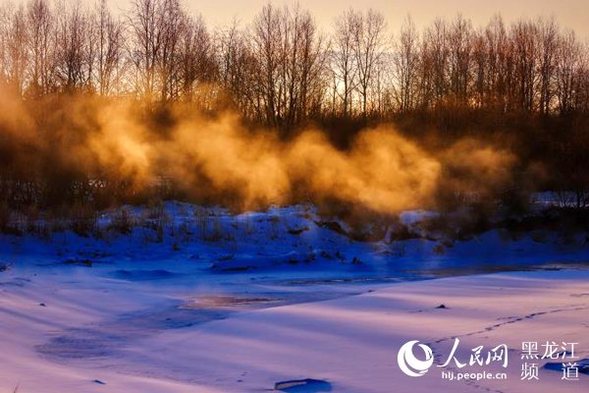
332,9,357,117
286,5,327,125
251,3,281,126
483,14,512,111
447,14,473,104
158,0,184,101
537,17,558,114
93,0,123,96
422,18,449,108
26,0,54,96
511,20,538,112
129,0,161,100
393,15,419,112
351,9,386,117
179,14,215,104
251,3,326,130
216,21,258,115
55,2,93,91
1,3,28,94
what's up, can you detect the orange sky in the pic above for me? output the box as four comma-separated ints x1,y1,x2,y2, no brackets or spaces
107,0,589,38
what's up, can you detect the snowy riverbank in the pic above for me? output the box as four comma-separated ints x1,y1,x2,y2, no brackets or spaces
0,203,588,392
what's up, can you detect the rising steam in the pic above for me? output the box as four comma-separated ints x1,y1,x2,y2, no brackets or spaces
0,89,516,214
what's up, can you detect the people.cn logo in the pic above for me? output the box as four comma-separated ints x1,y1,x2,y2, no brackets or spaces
397,340,435,377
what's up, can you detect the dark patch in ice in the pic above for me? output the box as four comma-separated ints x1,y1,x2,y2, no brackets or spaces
436,304,447,309
108,269,180,281
543,362,562,372
117,306,229,329
36,305,234,361
63,258,94,267
37,258,112,268
0,277,30,287
283,277,400,285
544,358,589,375
181,296,276,309
211,251,316,272
93,379,106,385
580,359,589,375
570,292,589,297
36,292,284,362
274,379,332,392
36,328,123,359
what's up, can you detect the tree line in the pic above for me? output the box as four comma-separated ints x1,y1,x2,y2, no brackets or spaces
1,0,589,218
1,0,588,129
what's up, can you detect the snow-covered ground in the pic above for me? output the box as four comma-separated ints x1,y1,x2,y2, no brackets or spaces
0,203,588,392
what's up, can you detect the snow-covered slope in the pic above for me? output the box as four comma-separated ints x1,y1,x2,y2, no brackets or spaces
2,202,589,279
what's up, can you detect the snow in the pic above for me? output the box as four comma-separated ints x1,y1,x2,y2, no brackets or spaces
532,191,589,209
399,209,440,226
0,202,588,392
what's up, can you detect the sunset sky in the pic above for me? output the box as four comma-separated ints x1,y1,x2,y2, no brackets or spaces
106,0,589,38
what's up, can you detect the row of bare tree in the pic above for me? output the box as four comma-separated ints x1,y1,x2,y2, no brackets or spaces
1,0,589,127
